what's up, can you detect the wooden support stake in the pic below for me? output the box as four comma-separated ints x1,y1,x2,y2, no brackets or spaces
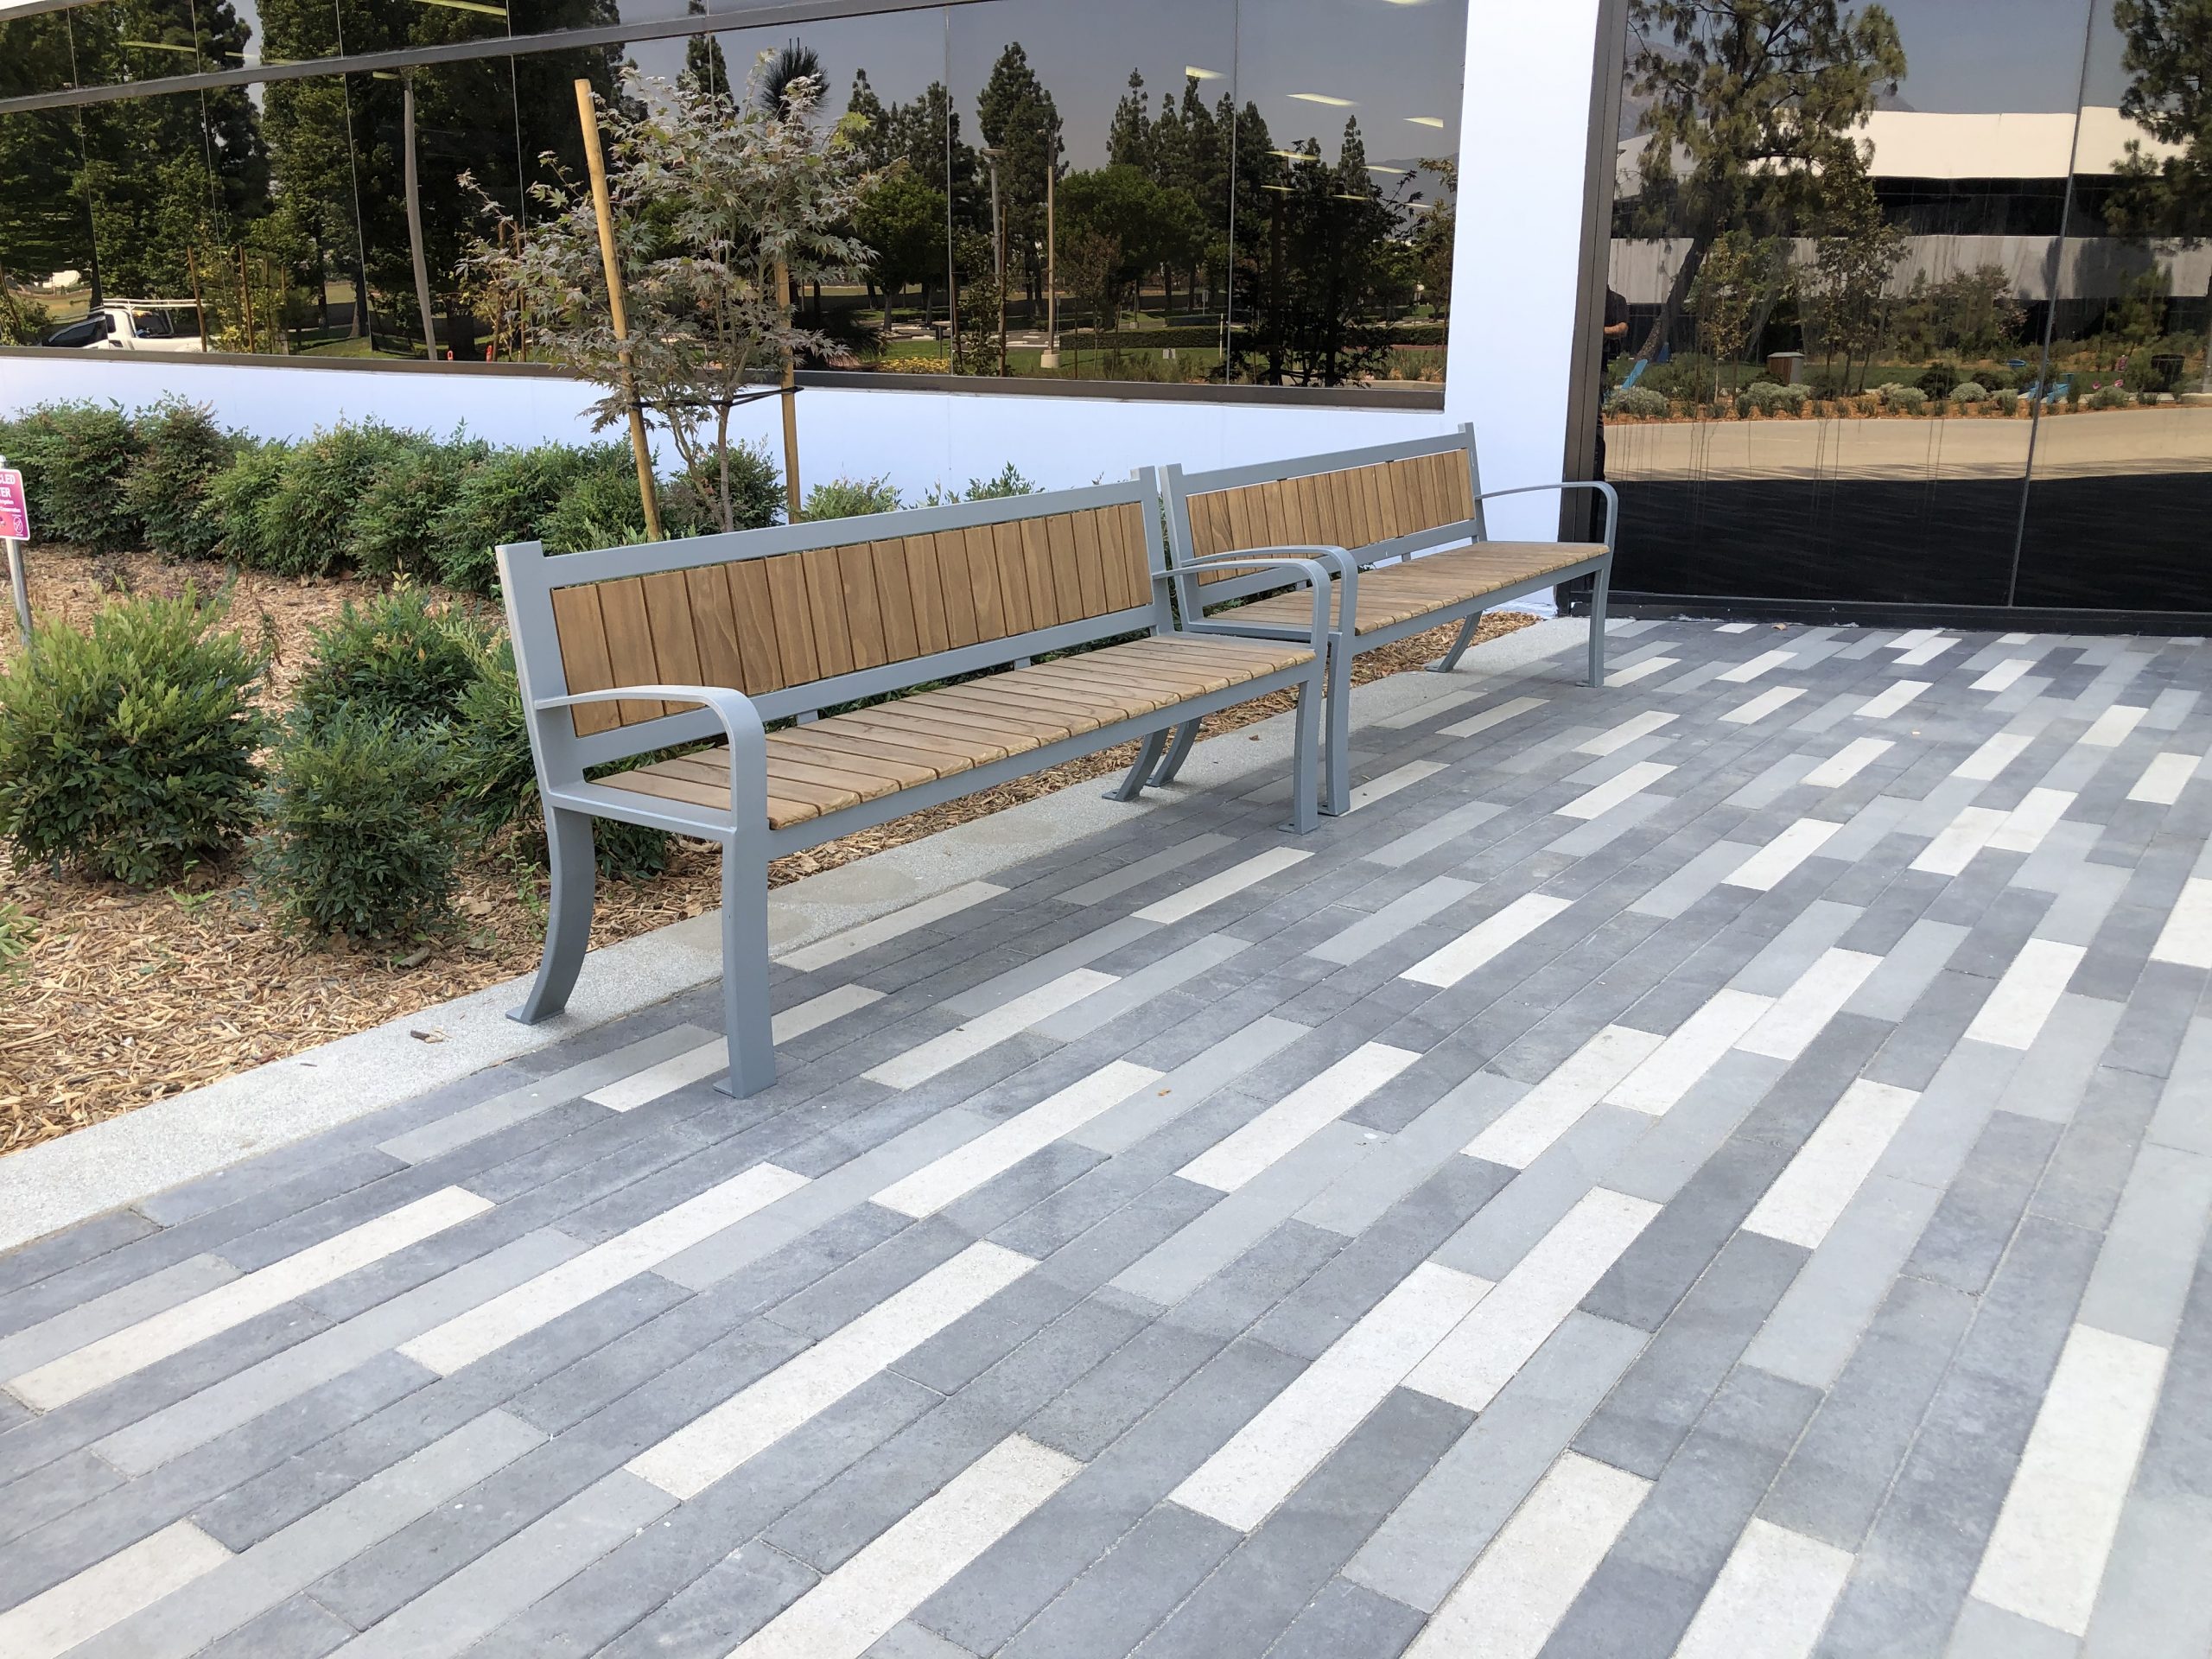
575,79,664,542
186,247,209,350
404,76,438,362
776,259,801,521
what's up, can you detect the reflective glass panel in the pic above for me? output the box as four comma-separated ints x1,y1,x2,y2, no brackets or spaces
1,108,98,343
2013,2,2212,610
947,0,1237,384
1599,0,2084,607
1230,0,1462,388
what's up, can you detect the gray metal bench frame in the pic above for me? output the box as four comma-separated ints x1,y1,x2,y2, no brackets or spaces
496,471,1331,1098
1158,423,1618,816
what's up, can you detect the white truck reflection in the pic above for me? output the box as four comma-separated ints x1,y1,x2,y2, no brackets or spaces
41,302,206,352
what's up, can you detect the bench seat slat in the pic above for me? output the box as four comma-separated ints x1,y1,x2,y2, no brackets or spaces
594,633,1313,832
1230,542,1603,637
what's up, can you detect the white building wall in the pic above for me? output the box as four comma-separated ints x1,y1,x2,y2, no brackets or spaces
0,3,1601,544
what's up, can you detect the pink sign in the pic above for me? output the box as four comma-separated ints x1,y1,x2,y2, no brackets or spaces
0,469,26,542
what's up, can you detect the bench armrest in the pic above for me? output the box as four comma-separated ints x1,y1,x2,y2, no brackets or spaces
1472,480,1619,551
1174,551,1338,649
534,683,767,817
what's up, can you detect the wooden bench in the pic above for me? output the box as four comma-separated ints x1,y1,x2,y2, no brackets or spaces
1157,425,1618,815
496,474,1331,1096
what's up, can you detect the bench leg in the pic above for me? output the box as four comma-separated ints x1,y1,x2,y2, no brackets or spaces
1150,719,1200,785
1586,564,1611,688
512,808,595,1025
1429,610,1482,673
715,835,778,1098
1286,670,1321,833
1106,728,1170,802
1319,636,1353,817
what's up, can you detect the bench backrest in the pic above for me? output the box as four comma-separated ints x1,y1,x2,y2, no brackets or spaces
499,474,1168,770
1162,425,1487,614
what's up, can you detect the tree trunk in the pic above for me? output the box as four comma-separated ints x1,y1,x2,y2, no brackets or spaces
716,405,734,533
1635,231,1711,365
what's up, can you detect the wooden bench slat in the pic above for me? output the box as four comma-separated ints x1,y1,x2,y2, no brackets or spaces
641,570,702,692
991,521,1033,637
596,577,669,726
770,735,939,790
550,584,620,737
800,546,856,681
827,705,1038,761
773,728,977,782
684,565,747,696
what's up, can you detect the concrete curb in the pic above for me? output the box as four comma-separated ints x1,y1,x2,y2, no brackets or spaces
0,617,1586,1249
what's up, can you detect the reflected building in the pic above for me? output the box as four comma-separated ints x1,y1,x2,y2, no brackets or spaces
1591,0,2212,619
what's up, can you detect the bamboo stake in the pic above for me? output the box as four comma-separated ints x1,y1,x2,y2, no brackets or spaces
237,245,256,353
574,79,664,542
404,75,438,361
187,247,207,349
776,259,801,520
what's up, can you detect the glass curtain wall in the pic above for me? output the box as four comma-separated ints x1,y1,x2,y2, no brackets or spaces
0,0,1468,391
1592,0,2212,615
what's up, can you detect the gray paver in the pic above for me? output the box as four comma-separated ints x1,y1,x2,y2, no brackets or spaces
7,624,2210,1659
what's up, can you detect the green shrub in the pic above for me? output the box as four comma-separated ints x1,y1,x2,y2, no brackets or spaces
0,590,268,886
122,398,240,562
1916,363,1961,398
293,587,488,735
0,899,32,978
257,422,413,577
539,451,668,554
684,440,785,533
804,474,902,520
1882,385,1929,413
1741,380,1811,416
1949,382,1989,406
207,440,296,569
0,402,143,552
2090,383,2132,410
347,431,487,581
432,443,608,592
962,462,1040,500
1608,385,1669,419
449,636,671,881
253,709,456,939
1993,388,2022,415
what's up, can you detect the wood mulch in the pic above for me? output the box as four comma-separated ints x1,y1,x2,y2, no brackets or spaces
0,545,1535,1154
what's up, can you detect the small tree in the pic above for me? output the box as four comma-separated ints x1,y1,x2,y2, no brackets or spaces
462,66,874,533
1796,150,1904,390
1689,230,1776,397
2108,0,2212,391
855,167,949,333
1626,0,1905,364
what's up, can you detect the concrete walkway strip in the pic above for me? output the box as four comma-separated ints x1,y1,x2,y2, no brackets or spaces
777,880,1007,973
0,1520,232,1659
875,1059,1162,1217
1177,1042,1420,1192
1402,1452,1650,1659
731,1434,1080,1659
399,1165,808,1376
5,1186,489,1410
626,1241,1035,1500
1173,1261,1492,1531
1402,894,1573,988
864,970,1118,1090
1133,847,1314,925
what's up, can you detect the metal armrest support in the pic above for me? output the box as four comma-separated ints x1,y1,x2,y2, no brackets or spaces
1176,549,1346,649
533,683,768,824
1176,555,1327,654
1473,480,1621,552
